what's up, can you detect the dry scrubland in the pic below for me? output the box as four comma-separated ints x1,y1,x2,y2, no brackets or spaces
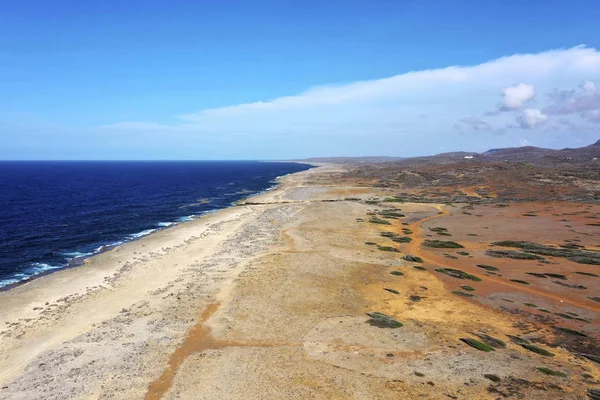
0,162,599,399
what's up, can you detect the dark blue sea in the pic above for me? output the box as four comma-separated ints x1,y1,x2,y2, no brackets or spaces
0,161,311,288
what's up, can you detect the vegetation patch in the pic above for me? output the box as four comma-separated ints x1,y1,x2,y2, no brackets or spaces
589,297,600,303
392,236,412,243
555,327,588,337
526,272,547,278
553,281,586,289
582,354,600,364
452,290,474,297
524,303,537,308
365,312,403,328
424,240,464,249
384,288,400,295
536,367,566,377
365,242,377,245
377,245,400,252
472,332,506,348
491,240,600,265
461,285,476,291
457,251,470,256
576,271,598,277
554,313,591,323
413,265,427,271
390,271,404,276
435,268,482,281
402,228,413,235
486,250,545,260
521,344,554,357
477,264,499,271
543,273,567,280
413,371,425,377
403,255,423,263
409,295,423,302
369,218,391,225
510,279,530,285
483,374,501,383
460,337,495,352
383,197,404,203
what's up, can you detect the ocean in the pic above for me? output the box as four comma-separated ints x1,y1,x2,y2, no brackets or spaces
0,161,311,288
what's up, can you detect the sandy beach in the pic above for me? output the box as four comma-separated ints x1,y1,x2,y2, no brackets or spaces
0,164,598,399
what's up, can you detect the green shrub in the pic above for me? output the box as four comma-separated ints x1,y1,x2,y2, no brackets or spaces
452,290,474,297
510,279,530,285
435,268,482,281
461,285,476,291
403,255,423,263
424,240,464,248
384,288,400,295
366,312,403,328
390,271,404,276
477,264,499,271
536,367,566,377
483,374,501,383
460,338,495,352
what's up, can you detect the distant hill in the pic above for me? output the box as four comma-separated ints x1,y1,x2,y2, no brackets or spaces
297,139,600,166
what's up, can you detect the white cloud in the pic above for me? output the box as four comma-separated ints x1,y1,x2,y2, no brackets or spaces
517,108,548,129
94,46,600,157
544,79,600,122
500,83,535,110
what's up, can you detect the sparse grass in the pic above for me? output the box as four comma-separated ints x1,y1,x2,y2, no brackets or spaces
366,312,403,328
483,374,501,383
390,271,404,276
384,288,400,295
424,240,464,249
403,255,423,263
461,285,476,291
536,367,566,377
477,264,499,271
452,290,474,297
377,245,400,252
460,337,495,352
555,327,588,337
510,279,530,285
435,268,482,281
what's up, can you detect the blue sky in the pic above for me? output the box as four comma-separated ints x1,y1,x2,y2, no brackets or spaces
2,0,600,159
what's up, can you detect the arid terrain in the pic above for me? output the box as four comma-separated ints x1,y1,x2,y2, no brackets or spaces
0,142,599,399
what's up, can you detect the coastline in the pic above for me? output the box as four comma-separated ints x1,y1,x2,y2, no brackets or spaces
0,162,597,399
0,161,316,292
0,163,326,397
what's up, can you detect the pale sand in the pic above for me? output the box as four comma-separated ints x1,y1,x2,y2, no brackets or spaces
0,164,597,399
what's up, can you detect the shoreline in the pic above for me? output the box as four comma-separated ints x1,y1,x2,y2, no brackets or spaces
1,162,596,399
0,161,316,293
